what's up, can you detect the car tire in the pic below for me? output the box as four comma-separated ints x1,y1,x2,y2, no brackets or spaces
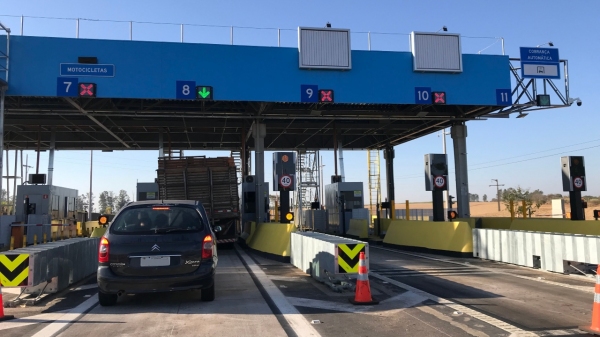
201,281,215,302
98,291,118,306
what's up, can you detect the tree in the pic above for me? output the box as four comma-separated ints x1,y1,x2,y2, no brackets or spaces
78,193,94,213
99,191,117,214
469,193,480,202
115,190,131,212
76,194,86,212
501,186,544,217
483,194,488,202
547,193,564,200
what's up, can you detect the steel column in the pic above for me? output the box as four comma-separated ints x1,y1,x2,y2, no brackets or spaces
48,128,55,185
253,123,266,223
384,146,395,208
451,123,470,218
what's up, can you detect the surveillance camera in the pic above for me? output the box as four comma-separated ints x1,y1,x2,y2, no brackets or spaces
568,97,582,106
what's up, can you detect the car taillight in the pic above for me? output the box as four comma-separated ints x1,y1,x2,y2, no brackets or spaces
202,235,213,259
99,237,109,263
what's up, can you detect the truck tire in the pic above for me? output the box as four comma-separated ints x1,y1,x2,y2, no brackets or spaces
98,291,118,306
201,280,215,302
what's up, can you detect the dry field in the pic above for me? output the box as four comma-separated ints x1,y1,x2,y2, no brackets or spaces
371,201,599,220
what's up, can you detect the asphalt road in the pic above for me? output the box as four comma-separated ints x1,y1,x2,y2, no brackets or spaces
1,245,597,337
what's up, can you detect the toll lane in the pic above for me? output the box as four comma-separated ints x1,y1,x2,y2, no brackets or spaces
54,251,287,337
370,246,593,333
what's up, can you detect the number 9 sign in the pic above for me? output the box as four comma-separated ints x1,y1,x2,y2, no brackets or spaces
301,84,318,103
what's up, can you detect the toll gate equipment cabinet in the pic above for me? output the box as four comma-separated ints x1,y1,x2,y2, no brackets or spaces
14,183,78,245
324,182,364,234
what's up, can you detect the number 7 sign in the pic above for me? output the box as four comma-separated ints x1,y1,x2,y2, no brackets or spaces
56,77,79,97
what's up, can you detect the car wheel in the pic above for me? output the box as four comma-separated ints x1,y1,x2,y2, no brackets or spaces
201,281,215,302
98,290,118,306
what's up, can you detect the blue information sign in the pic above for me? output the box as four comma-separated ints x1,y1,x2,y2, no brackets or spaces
56,77,79,97
519,47,560,79
495,89,512,106
176,81,196,100
300,84,318,103
519,47,559,64
60,63,115,77
415,87,431,104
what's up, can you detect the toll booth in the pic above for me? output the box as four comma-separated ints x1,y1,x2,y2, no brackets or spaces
241,176,270,223
14,184,78,246
137,182,159,201
325,182,364,234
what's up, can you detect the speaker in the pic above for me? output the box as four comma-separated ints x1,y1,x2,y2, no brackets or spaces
78,56,98,64
245,175,254,183
331,175,342,183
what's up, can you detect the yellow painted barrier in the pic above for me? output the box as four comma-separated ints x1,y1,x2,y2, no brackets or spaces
479,217,512,230
90,227,108,238
347,219,369,239
244,222,257,243
383,220,473,254
456,218,476,228
379,218,394,234
510,219,600,236
246,222,296,258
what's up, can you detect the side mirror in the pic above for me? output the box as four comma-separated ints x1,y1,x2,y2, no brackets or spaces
213,226,223,233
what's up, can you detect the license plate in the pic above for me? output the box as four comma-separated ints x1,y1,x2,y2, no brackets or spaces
140,256,170,267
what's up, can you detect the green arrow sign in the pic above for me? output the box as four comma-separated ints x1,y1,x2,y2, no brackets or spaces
196,86,213,100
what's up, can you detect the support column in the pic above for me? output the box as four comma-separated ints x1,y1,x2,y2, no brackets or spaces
0,84,6,208
48,129,56,186
253,123,266,224
384,146,395,218
451,123,470,218
158,129,164,158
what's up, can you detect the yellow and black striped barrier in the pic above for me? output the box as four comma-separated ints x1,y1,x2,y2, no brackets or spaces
0,254,29,287
337,243,366,273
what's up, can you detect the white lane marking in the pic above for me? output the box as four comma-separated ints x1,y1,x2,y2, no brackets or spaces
236,247,321,337
0,310,69,331
30,293,98,337
372,246,594,293
535,329,587,336
370,272,538,337
268,276,309,282
69,284,98,292
287,297,373,313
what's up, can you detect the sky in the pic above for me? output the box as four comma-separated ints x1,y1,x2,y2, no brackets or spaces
0,0,599,210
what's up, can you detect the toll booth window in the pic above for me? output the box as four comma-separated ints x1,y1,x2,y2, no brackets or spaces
52,195,60,211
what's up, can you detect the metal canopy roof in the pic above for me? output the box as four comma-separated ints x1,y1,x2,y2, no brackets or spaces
3,96,498,151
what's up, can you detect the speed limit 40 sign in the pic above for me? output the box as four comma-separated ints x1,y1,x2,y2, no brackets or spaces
280,174,293,189
433,175,447,189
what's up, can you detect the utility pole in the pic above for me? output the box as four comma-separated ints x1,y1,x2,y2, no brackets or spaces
490,179,504,211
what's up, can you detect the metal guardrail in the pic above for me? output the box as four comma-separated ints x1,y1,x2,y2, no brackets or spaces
0,237,99,304
0,15,505,55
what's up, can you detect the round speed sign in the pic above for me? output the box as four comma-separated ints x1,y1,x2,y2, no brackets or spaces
280,174,292,188
433,175,446,188
573,177,584,189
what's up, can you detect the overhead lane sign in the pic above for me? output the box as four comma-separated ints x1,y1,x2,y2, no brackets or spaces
60,63,115,77
520,47,560,79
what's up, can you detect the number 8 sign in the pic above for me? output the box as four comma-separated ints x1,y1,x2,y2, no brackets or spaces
280,175,293,188
176,80,196,100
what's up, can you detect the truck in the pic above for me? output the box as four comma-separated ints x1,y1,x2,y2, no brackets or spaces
156,156,240,245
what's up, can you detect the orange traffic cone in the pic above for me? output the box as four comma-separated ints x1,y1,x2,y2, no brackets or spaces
0,287,15,321
580,266,600,335
349,252,379,305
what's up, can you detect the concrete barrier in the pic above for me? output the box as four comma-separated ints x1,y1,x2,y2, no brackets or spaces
291,232,368,280
383,220,473,256
510,219,600,235
473,228,600,274
347,219,369,239
379,219,394,235
246,222,296,262
0,238,99,302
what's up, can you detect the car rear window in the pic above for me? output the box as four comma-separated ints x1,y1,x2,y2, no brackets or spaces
109,205,205,234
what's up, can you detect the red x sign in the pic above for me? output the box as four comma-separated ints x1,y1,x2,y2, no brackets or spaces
319,89,334,103
79,83,96,97
432,92,446,104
